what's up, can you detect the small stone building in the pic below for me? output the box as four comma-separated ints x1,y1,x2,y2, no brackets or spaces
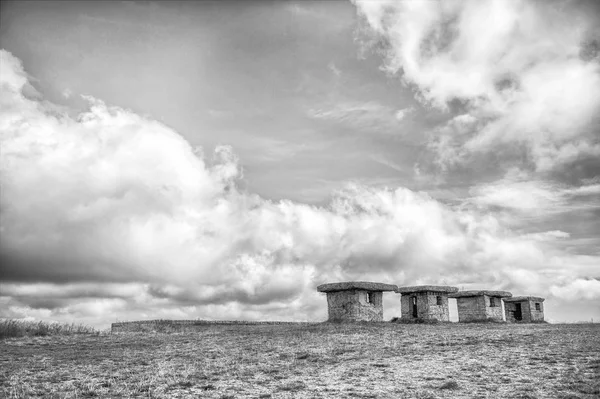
504,296,545,322
396,285,458,321
317,281,398,322
449,290,512,322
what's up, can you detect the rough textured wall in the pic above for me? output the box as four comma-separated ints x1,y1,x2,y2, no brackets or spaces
423,292,450,321
456,295,504,321
521,301,532,322
456,296,486,322
504,301,519,322
484,295,504,321
326,290,383,322
400,294,410,318
505,300,544,323
400,292,450,321
528,300,545,322
400,293,431,318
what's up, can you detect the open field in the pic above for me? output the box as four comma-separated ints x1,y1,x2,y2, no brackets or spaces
1,323,599,399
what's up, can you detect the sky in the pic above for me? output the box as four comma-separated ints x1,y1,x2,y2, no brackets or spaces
0,0,599,327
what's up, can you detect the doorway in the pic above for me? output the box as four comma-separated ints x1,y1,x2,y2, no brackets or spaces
412,296,418,318
514,303,522,321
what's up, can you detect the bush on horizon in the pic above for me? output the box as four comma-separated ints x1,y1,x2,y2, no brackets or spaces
0,319,99,339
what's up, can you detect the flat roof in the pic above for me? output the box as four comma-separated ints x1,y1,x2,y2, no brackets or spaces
317,281,398,293
504,296,545,302
395,285,459,294
449,290,512,298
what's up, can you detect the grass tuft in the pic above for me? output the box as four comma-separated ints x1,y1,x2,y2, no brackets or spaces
0,319,98,339
439,380,460,390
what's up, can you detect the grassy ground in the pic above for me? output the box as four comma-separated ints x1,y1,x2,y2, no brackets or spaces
1,323,598,398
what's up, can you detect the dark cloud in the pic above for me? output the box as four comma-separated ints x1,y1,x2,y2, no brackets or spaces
547,152,600,186
0,251,144,284
147,283,304,307
7,297,71,311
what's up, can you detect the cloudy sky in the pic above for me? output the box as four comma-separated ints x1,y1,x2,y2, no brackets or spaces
1,0,599,327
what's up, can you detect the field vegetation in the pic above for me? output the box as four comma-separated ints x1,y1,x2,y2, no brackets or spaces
1,321,598,398
0,319,100,339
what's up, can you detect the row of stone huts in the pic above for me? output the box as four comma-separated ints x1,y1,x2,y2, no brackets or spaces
317,282,545,323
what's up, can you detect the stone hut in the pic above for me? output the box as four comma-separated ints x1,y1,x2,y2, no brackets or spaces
449,290,512,322
317,281,398,322
504,296,545,322
396,285,458,321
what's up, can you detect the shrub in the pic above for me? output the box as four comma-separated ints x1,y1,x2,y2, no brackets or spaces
0,319,98,339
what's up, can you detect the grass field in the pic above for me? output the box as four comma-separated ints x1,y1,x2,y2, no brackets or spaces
1,322,598,398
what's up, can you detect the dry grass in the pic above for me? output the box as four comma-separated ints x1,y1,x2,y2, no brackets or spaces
1,322,598,398
0,319,100,339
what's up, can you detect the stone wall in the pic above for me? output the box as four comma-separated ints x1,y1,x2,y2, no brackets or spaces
504,300,545,323
111,320,313,333
400,291,450,321
528,300,545,322
326,290,384,322
484,295,505,320
456,296,485,322
521,301,532,322
504,301,520,322
456,295,504,322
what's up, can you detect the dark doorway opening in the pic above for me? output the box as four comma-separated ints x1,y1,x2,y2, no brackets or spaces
412,296,418,318
514,303,522,321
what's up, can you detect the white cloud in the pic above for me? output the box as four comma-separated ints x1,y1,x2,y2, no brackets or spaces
550,278,600,301
521,231,570,242
567,183,600,196
469,180,564,213
62,88,72,99
328,61,342,77
353,0,600,171
307,101,402,133
467,169,600,214
1,49,599,325
394,107,413,121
